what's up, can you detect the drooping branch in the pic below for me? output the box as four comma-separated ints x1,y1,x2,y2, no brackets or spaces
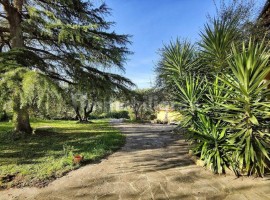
0,13,8,19
26,46,59,59
0,0,133,133
46,72,75,85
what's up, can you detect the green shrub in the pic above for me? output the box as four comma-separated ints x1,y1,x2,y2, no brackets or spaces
0,111,11,121
150,114,156,120
106,111,130,119
190,114,235,174
99,113,108,119
217,39,270,177
89,110,130,120
88,113,107,119
162,37,270,177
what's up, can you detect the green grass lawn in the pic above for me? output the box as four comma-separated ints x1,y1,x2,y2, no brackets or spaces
0,120,125,188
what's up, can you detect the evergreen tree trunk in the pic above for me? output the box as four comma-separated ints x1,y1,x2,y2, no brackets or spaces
6,0,24,48
4,1,32,133
12,94,32,133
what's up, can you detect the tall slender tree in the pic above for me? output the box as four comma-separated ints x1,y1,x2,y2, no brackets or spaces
0,0,132,133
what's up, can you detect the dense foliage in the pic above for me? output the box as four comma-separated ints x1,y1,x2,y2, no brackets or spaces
156,1,270,177
122,89,164,120
0,0,134,133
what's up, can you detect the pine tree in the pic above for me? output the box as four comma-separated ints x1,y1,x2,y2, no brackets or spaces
0,0,132,133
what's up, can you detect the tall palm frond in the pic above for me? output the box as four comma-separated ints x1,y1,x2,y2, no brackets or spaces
218,38,270,177
198,18,240,73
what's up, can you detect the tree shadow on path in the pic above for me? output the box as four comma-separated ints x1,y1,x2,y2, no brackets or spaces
114,123,195,172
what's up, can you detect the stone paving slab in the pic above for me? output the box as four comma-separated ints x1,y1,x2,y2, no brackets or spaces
0,123,269,200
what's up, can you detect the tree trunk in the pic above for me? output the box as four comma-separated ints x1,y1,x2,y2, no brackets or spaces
134,107,139,120
83,105,89,121
12,94,32,134
74,106,82,122
133,103,143,120
4,1,32,133
6,1,24,48
13,107,32,133
83,102,95,121
135,112,139,120
140,109,143,120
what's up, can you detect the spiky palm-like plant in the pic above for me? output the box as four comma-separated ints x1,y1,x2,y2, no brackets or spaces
219,39,270,177
190,114,235,174
156,39,197,90
173,74,207,127
199,19,240,74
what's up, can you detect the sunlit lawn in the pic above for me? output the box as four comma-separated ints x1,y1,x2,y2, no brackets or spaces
0,120,125,188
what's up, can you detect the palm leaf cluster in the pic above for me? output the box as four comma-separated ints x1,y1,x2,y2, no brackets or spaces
156,18,270,177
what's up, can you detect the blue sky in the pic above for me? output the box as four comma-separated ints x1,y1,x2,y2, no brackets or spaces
105,0,265,88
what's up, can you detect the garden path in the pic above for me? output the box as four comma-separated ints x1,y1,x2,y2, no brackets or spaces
1,123,270,200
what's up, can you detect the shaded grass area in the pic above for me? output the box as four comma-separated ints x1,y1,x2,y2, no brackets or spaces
0,120,125,188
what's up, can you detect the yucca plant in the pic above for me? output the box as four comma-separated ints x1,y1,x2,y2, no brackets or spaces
190,114,235,174
218,39,270,177
156,39,198,90
203,76,234,120
173,74,207,127
199,18,240,74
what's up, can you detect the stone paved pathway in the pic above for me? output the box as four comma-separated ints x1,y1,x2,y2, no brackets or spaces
1,123,270,200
